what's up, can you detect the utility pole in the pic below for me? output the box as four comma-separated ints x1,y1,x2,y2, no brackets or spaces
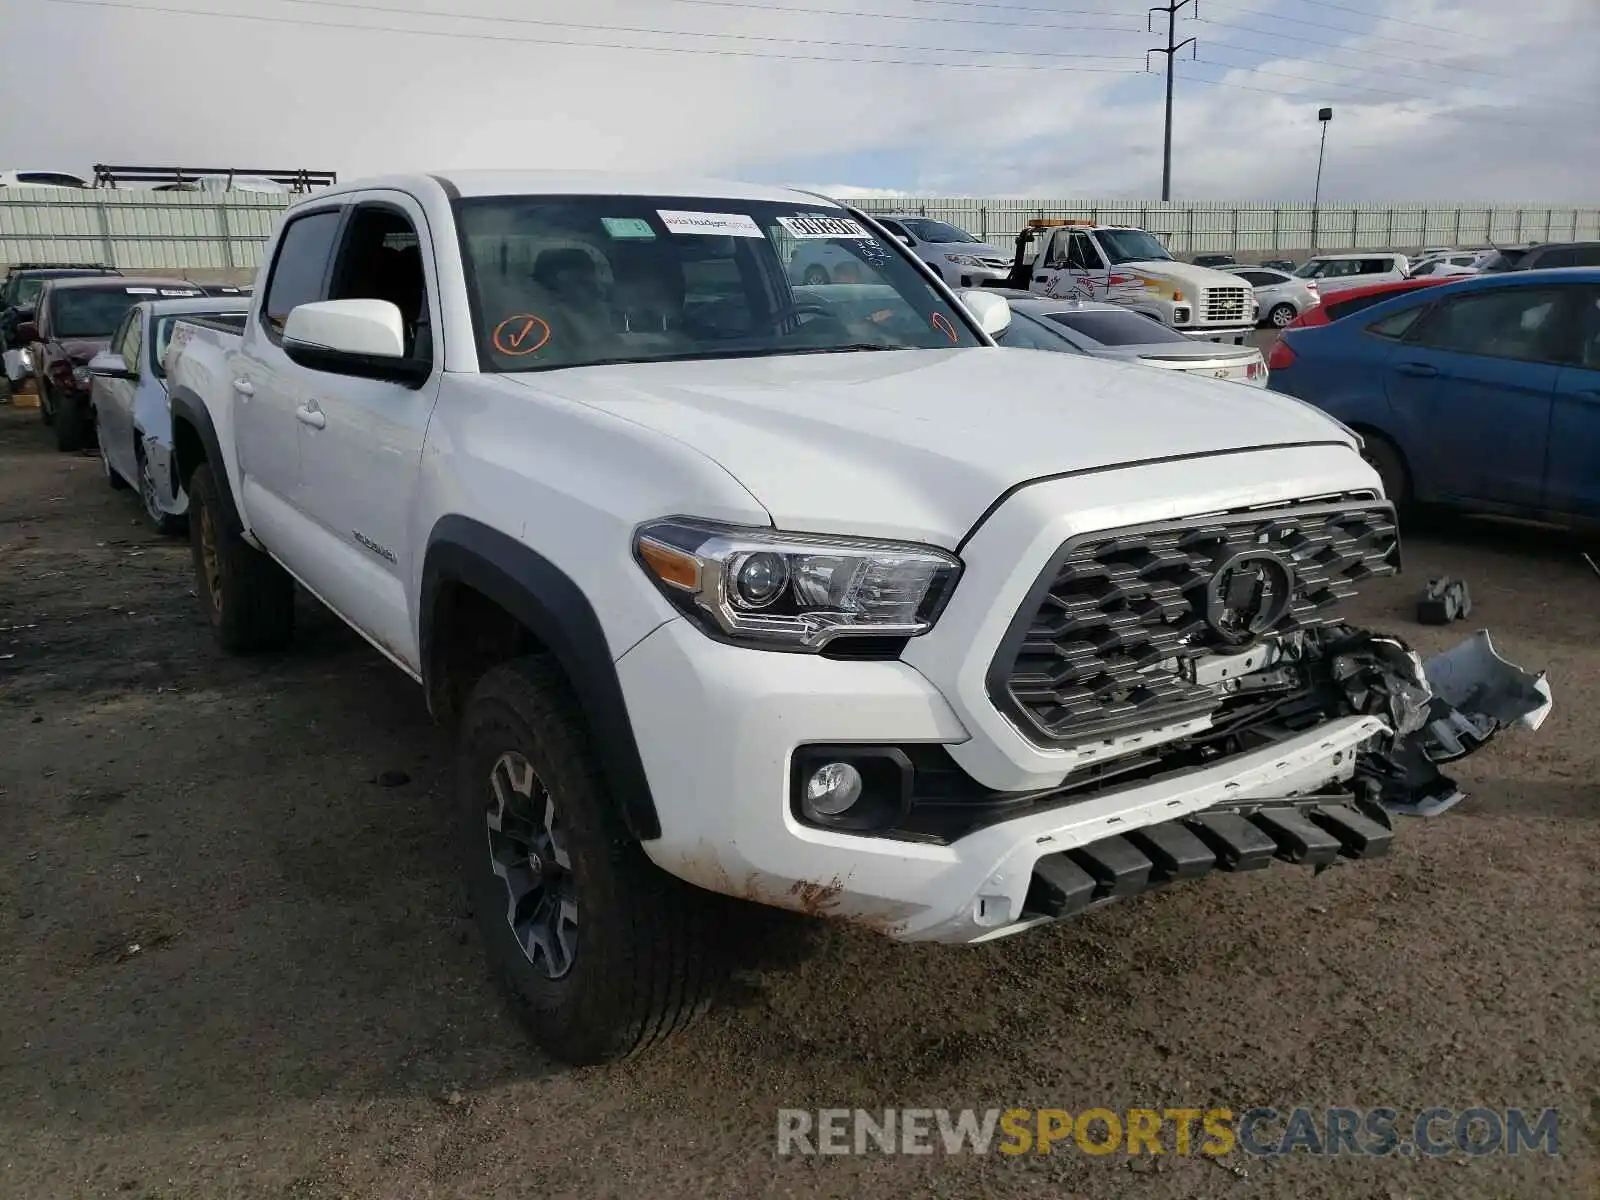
1311,106,1333,252
1148,0,1197,202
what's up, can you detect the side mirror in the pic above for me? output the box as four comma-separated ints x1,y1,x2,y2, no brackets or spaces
959,288,1012,337
88,351,133,379
896,234,915,248
281,299,427,386
15,319,39,344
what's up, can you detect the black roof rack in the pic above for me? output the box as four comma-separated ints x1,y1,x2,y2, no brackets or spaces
91,165,337,193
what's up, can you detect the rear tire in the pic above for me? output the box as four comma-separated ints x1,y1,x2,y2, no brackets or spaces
38,382,55,427
187,462,295,653
1360,432,1411,506
458,656,724,1065
1268,303,1297,328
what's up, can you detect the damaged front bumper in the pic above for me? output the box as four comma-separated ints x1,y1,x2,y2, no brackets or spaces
1018,627,1552,927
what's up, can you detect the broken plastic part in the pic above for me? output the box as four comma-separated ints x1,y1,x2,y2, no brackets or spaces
1416,577,1471,625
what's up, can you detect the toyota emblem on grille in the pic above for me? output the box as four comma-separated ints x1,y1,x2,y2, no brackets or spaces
1205,549,1295,645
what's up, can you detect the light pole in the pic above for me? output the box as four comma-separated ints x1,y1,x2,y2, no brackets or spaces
1311,106,1333,252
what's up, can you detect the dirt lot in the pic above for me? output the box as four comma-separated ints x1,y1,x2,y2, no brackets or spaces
0,399,1596,1199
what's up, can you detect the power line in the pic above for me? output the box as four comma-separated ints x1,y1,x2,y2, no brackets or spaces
1190,16,1510,78
488,0,1141,36
1203,0,1501,57
279,0,1143,61
44,0,1150,70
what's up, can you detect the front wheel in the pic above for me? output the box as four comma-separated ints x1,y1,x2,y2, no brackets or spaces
137,443,184,536
54,391,90,452
187,463,295,652
458,657,724,1065
1268,303,1298,328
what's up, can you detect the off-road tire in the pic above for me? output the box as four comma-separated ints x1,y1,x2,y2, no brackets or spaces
1268,302,1297,328
187,463,295,653
458,656,724,1065
54,391,89,453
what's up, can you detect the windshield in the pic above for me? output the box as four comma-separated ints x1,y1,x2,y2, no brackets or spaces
1096,229,1173,265
1046,309,1189,346
48,287,147,338
457,194,982,372
898,218,980,245
1295,259,1362,279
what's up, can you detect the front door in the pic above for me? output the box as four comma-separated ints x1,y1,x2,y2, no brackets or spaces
1541,285,1600,519
291,194,443,671
1383,283,1575,507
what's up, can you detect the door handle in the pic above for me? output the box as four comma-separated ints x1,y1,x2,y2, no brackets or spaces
295,404,326,429
232,378,254,396
1394,362,1439,378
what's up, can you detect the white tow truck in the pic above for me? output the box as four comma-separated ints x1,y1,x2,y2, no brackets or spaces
995,218,1259,344
163,171,1551,1065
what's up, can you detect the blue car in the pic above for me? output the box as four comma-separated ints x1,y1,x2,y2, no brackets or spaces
1267,268,1600,525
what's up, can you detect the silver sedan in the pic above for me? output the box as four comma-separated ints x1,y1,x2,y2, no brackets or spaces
1222,265,1322,328
88,296,249,533
987,292,1268,386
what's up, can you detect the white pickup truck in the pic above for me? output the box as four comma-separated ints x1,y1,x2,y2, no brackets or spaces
996,219,1259,344
164,171,1551,1065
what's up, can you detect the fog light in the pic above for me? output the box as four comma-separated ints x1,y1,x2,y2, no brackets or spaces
804,762,863,816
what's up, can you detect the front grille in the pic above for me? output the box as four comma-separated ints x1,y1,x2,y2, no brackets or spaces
987,499,1398,748
1202,285,1251,323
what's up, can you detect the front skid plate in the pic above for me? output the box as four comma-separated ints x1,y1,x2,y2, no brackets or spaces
1024,798,1395,920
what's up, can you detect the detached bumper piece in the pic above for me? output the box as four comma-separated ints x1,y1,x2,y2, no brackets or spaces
1023,800,1395,920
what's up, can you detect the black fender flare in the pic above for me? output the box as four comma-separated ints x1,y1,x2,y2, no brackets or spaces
421,516,662,841
167,386,245,532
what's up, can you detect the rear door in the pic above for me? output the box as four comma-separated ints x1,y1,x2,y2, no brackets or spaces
1383,283,1577,507
235,205,345,547
1541,285,1600,519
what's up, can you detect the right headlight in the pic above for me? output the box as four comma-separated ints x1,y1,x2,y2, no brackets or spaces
633,518,962,652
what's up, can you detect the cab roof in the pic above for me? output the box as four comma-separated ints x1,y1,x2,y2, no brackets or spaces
294,170,846,207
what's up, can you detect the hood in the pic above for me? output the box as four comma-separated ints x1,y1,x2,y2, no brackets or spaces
509,348,1357,546
61,337,110,362
1117,260,1254,293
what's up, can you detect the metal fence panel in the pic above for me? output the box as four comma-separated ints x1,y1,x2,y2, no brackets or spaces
3,190,1597,270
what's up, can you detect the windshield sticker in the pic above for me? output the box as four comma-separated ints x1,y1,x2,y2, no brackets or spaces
602,217,657,241
930,312,958,343
492,313,551,357
656,210,765,239
159,288,202,296
776,215,872,240
125,287,158,294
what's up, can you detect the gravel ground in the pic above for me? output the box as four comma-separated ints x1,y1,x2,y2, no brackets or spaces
0,400,1596,1199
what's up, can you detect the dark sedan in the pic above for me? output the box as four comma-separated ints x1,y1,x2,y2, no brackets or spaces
19,276,202,450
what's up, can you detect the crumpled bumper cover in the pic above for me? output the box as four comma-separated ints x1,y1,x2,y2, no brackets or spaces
1022,628,1552,922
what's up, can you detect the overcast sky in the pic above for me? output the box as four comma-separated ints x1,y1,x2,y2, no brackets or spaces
2,0,1595,202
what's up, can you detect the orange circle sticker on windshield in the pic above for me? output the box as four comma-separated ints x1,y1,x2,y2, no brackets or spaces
930,312,958,343
493,314,551,356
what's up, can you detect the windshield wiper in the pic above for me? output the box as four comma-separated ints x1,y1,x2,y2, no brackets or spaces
787,343,908,353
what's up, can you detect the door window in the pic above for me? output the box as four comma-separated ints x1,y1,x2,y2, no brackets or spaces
1065,233,1099,270
1407,286,1575,364
1238,270,1281,286
326,205,434,364
122,312,143,376
261,209,343,340
109,309,137,359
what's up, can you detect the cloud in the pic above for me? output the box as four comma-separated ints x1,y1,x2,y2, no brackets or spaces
2,0,1595,202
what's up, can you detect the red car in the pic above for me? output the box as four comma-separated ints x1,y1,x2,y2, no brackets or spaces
1267,276,1461,371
